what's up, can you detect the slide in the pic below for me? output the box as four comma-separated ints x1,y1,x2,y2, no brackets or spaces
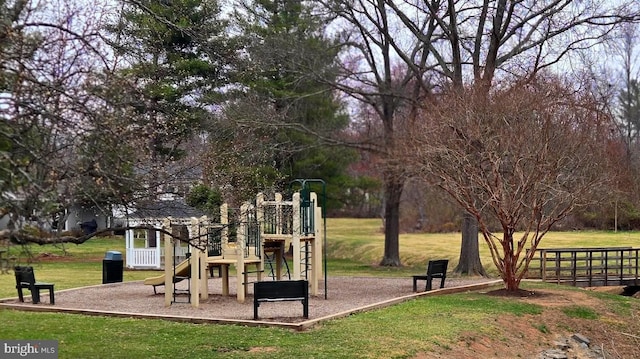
143,259,191,287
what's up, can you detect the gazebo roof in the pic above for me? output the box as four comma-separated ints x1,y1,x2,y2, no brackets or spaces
128,198,207,221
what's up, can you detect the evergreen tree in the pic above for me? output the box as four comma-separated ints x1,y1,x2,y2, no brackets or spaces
618,79,640,157
218,0,354,206
100,0,241,206
107,0,235,160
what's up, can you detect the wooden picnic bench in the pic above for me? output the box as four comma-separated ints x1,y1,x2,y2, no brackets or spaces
253,280,309,320
412,259,449,292
14,266,55,305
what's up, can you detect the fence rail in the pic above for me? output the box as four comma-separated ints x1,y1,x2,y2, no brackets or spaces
527,247,640,287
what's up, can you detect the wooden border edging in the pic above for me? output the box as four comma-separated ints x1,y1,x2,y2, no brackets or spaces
294,280,503,330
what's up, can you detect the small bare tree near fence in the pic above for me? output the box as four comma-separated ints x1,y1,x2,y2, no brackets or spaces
402,77,616,291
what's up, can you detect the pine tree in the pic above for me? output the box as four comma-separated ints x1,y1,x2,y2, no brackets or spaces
220,0,353,205
107,0,235,159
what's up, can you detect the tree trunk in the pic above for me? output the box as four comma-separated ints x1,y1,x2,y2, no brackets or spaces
454,211,487,276
504,274,519,291
503,255,520,291
502,231,520,291
379,174,404,266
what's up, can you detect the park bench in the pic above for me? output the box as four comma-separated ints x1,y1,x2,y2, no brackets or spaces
14,266,55,304
412,259,448,292
253,280,308,320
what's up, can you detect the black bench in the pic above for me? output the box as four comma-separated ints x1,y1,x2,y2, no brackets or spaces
14,266,55,304
412,259,448,292
253,280,308,320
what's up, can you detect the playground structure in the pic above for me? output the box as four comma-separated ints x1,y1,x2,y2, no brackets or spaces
136,191,323,307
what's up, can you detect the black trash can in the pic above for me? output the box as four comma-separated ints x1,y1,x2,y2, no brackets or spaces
102,251,123,284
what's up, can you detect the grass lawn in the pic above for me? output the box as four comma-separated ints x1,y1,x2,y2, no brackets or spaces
0,218,639,358
326,218,640,276
0,284,554,359
0,237,153,298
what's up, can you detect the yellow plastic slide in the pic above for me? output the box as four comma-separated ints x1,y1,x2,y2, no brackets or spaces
143,259,191,287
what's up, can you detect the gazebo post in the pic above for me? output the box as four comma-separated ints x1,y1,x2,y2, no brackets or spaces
125,229,132,268
155,225,162,269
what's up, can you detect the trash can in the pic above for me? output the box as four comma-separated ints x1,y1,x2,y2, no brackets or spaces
102,250,123,284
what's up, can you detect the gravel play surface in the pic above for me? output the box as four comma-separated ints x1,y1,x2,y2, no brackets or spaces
1,276,495,325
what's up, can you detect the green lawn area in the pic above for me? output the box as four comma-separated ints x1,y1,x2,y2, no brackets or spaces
0,285,557,359
1,218,638,358
0,237,153,297
326,218,640,277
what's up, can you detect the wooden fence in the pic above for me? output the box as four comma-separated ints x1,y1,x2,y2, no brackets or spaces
527,247,640,287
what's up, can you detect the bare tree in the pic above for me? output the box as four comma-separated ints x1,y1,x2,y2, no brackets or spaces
0,0,192,244
402,77,615,291
317,0,438,266
321,0,640,268
1,0,117,238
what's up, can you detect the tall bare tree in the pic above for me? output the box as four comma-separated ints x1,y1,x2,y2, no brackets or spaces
323,0,640,268
320,0,438,266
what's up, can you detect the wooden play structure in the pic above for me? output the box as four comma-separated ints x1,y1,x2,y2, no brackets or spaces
139,191,324,307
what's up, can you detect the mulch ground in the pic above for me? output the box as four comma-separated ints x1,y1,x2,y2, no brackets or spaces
0,276,497,328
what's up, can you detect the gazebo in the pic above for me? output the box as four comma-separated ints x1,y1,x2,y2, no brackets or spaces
124,198,207,269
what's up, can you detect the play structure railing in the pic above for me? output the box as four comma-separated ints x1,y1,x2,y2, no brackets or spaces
300,197,315,236
201,204,262,260
206,228,222,256
261,197,294,235
259,194,316,237
248,226,261,258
